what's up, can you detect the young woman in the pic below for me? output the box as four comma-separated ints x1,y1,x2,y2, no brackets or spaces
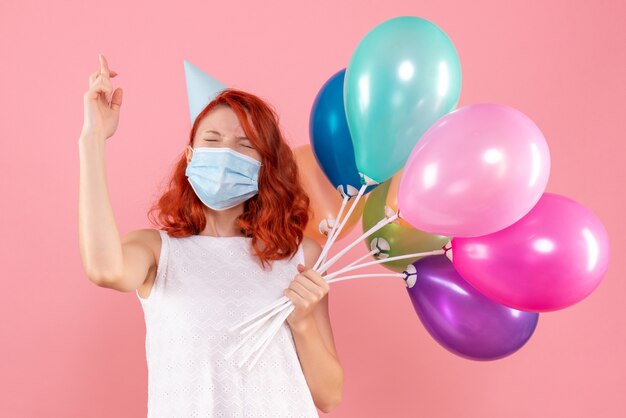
78,54,344,416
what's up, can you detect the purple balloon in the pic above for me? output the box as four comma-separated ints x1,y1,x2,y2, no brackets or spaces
451,192,611,312
405,255,539,361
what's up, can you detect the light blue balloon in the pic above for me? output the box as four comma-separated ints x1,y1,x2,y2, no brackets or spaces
344,16,462,183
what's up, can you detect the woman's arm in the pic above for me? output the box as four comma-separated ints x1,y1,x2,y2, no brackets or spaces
78,55,162,295
78,134,123,282
284,237,344,413
289,300,344,413
78,54,125,282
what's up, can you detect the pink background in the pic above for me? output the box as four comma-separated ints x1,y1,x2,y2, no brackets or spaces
1,0,624,416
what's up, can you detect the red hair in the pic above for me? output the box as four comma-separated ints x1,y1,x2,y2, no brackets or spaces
147,88,311,269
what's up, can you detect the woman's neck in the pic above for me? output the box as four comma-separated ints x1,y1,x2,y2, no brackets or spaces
199,203,246,237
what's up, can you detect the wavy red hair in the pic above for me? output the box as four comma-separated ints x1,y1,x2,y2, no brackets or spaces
147,88,311,269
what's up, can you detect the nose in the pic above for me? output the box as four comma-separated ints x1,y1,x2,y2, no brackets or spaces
206,135,240,151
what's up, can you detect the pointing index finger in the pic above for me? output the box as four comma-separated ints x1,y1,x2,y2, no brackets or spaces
99,53,110,77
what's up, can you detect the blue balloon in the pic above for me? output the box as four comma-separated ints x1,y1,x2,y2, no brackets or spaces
309,69,378,198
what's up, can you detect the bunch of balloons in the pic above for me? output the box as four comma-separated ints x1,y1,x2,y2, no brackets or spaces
305,16,610,361
227,15,610,368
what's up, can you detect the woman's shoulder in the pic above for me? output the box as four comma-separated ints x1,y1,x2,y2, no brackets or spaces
300,236,323,268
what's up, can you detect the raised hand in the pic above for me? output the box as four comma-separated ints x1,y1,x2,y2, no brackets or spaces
81,54,123,140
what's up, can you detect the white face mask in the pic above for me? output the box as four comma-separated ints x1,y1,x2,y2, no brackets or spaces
185,146,262,210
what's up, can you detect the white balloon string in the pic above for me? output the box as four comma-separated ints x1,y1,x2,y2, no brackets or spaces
344,249,380,269
232,249,421,362
228,191,354,348
325,248,446,280
246,305,296,371
238,305,294,368
238,298,293,335
238,300,292,362
227,295,290,332
229,184,368,341
317,212,399,273
315,184,367,271
313,194,349,271
230,247,443,364
224,310,269,360
326,273,405,284
229,180,390,365
236,270,406,366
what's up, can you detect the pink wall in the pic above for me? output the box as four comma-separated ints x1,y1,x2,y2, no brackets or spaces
1,0,624,416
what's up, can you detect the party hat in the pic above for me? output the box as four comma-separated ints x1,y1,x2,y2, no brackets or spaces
184,59,227,125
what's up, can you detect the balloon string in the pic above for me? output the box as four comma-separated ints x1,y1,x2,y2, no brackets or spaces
229,248,442,368
238,305,294,369
232,182,370,334
237,298,294,335
227,295,290,332
245,305,295,371
321,185,366,263
233,249,437,345
317,194,349,268
236,273,399,370
230,179,404,368
317,211,399,273
238,304,293,367
224,306,273,360
344,249,380,269
233,265,410,367
230,189,353,334
315,184,368,271
325,249,446,280
313,193,349,271
326,273,405,284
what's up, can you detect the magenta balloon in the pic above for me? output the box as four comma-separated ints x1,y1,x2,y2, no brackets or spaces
451,193,611,312
398,103,551,237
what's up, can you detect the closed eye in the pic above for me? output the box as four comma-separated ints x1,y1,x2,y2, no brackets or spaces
204,138,254,149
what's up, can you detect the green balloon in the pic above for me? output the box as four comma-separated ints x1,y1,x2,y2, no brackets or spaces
362,179,449,272
345,16,462,183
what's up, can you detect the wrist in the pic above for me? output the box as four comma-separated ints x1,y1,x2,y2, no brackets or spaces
78,132,106,149
288,315,316,335
79,129,106,143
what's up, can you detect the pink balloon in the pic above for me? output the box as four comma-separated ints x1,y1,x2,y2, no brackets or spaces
450,193,610,312
398,103,551,237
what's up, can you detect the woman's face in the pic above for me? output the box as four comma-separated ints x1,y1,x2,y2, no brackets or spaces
186,104,262,164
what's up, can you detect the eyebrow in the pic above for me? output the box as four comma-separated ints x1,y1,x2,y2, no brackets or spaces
203,130,249,140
